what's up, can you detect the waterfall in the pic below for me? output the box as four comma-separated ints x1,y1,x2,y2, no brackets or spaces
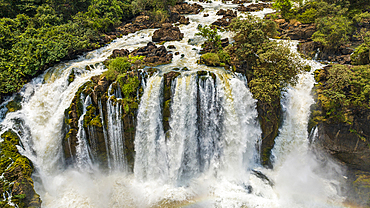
134,75,168,181
106,84,127,172
76,94,94,171
0,0,348,207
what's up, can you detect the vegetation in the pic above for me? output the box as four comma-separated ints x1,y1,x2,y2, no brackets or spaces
0,130,40,208
228,16,306,102
314,64,370,123
0,0,178,101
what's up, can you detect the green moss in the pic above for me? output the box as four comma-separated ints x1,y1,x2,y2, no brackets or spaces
68,69,75,84
89,115,103,127
199,53,221,66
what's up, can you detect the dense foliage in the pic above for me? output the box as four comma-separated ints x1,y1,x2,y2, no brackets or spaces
0,0,177,101
274,0,370,53
315,64,370,122
228,16,307,102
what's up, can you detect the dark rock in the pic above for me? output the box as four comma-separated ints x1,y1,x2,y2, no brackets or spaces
175,52,180,55
212,9,237,28
179,16,190,25
131,42,173,66
216,9,237,17
168,45,176,49
315,108,370,171
237,3,271,12
232,0,252,3
152,25,184,42
111,49,130,59
169,2,203,14
203,13,209,17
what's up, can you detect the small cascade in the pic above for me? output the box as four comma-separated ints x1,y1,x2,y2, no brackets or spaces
167,74,199,184
134,75,167,181
75,94,94,171
215,73,261,181
198,74,222,173
98,99,111,169
106,83,127,172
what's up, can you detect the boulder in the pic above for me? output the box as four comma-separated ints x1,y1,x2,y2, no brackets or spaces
152,25,184,42
131,42,173,66
237,3,271,12
170,2,203,14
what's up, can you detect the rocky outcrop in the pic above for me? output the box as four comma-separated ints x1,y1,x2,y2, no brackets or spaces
109,42,173,66
152,24,184,42
115,2,203,37
162,71,181,133
212,9,237,28
169,2,203,14
0,130,41,208
275,19,316,41
63,70,144,170
131,42,173,66
273,18,353,64
257,100,282,168
237,3,272,12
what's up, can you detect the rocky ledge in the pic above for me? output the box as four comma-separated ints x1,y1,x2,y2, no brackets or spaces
0,130,41,208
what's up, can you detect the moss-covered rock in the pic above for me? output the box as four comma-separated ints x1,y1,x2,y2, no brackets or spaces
63,66,145,171
311,64,370,171
0,130,41,208
162,71,181,133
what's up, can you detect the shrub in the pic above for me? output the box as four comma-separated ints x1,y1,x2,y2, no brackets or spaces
196,25,222,53
312,15,353,50
108,57,132,74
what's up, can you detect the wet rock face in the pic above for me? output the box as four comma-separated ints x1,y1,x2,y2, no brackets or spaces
0,130,41,208
152,25,184,42
237,3,271,12
315,108,370,171
63,71,143,171
274,19,353,64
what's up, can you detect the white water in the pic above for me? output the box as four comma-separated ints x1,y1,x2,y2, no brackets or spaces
0,1,348,207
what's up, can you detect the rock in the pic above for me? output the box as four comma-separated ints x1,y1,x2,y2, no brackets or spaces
111,49,130,59
167,45,176,49
170,2,203,14
232,0,252,3
237,3,272,12
175,52,180,55
204,13,209,17
152,25,184,42
216,9,237,17
283,24,316,40
131,42,173,66
212,9,237,27
274,19,285,24
0,130,42,208
179,16,190,25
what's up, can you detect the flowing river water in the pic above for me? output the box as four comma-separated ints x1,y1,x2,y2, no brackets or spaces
0,0,349,207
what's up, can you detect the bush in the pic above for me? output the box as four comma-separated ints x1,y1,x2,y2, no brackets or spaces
229,15,306,102
108,57,132,73
296,7,317,23
196,25,222,53
312,15,353,50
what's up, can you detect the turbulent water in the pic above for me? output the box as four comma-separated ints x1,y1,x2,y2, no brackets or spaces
0,1,348,207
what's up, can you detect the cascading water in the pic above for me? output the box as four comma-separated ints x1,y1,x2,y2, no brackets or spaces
0,1,349,207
